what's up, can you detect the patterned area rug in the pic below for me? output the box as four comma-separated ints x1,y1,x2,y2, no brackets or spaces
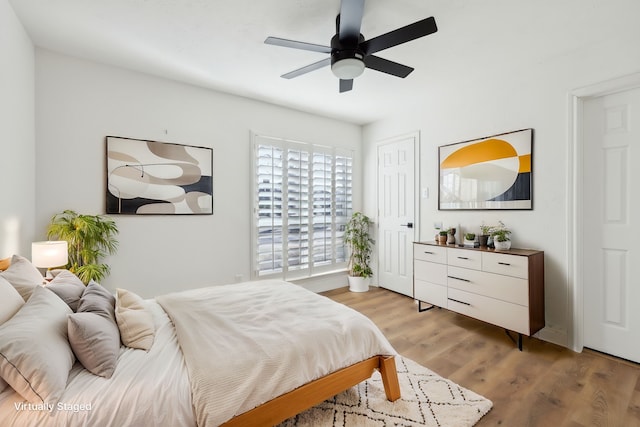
278,356,492,426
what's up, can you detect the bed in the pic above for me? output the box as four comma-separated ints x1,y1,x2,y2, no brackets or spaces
0,255,400,426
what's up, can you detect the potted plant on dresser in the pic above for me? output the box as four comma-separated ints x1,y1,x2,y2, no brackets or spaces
344,212,373,292
491,221,512,251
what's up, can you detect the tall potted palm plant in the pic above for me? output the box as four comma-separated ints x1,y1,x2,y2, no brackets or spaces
47,210,119,284
343,211,373,292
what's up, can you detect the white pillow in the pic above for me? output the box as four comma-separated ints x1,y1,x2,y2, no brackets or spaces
0,254,44,301
115,288,155,351
0,276,24,324
0,285,75,404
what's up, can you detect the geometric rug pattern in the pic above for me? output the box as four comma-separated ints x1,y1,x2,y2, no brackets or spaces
278,356,493,427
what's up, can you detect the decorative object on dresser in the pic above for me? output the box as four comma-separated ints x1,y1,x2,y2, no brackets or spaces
463,233,477,247
344,212,373,292
439,128,533,210
46,210,119,284
413,242,544,350
447,227,456,244
479,224,492,247
489,221,511,251
437,230,448,244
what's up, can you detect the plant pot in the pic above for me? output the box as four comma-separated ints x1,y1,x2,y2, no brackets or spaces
438,235,447,244
494,240,511,251
479,235,489,247
348,276,370,292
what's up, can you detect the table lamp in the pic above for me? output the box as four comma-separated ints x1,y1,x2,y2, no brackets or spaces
32,240,69,280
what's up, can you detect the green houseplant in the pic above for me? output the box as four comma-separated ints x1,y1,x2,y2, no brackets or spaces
479,223,492,247
343,212,373,292
490,221,511,251
47,210,119,284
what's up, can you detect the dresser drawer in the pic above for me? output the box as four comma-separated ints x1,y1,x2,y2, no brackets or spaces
447,288,530,335
414,280,447,307
415,260,447,285
447,247,482,270
482,252,529,279
413,244,447,264
447,266,529,306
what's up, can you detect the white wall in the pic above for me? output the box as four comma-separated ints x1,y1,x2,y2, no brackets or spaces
35,50,361,298
363,2,640,348
0,0,35,257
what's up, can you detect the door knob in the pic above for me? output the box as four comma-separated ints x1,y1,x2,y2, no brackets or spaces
400,222,413,229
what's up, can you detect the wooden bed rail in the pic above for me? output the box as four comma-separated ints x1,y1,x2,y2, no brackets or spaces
221,355,400,427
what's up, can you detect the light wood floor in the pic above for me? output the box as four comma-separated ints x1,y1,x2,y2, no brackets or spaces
322,286,640,427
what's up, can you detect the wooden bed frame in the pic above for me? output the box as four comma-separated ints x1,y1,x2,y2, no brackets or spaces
222,355,400,426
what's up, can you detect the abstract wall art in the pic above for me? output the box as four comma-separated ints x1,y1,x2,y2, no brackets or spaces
106,136,213,215
438,128,533,210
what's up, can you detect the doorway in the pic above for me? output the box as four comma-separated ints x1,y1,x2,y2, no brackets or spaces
574,75,640,362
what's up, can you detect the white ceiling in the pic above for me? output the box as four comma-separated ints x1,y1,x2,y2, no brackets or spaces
8,0,625,124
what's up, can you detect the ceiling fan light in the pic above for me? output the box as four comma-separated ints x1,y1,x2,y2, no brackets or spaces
331,57,365,79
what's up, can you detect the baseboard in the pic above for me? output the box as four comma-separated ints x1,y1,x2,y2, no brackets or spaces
535,325,568,348
292,272,349,293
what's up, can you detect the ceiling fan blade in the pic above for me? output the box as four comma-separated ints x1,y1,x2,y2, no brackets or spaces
339,79,354,93
265,37,331,53
361,16,437,55
281,57,332,79
364,55,414,78
338,0,364,42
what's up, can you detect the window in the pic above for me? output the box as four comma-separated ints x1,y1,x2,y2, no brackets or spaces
252,135,353,280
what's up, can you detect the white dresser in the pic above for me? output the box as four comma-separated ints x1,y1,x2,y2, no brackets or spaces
413,242,544,350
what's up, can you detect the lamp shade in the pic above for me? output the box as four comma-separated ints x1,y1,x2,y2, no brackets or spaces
32,241,68,269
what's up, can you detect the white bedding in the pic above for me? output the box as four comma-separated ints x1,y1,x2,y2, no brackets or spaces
0,280,396,427
156,280,397,426
0,300,195,427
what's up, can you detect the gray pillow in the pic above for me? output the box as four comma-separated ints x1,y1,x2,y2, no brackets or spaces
0,276,24,324
77,281,116,320
0,285,75,404
46,270,86,312
68,312,120,378
0,255,44,301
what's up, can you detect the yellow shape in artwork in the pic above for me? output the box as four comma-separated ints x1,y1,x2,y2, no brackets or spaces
519,154,531,173
441,139,517,169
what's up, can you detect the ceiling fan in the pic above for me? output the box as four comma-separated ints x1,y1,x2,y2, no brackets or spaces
264,0,438,93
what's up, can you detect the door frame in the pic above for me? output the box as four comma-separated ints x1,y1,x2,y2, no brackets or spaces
375,131,421,288
569,72,640,352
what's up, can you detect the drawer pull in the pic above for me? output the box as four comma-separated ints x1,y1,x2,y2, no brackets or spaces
498,262,511,266
424,251,434,254
448,298,471,306
448,275,471,283
457,256,469,260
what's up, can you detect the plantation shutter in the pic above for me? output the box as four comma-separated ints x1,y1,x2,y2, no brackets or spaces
253,135,353,280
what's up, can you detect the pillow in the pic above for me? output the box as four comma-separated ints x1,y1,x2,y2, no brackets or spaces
0,254,44,301
46,270,86,312
115,288,155,351
0,257,10,271
77,280,116,319
0,285,75,404
68,312,120,378
0,276,24,324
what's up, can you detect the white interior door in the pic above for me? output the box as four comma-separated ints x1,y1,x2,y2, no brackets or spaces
583,86,640,362
377,135,417,297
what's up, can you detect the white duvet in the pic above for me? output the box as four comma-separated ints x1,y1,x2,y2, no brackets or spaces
0,300,195,427
0,280,396,427
156,280,397,426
